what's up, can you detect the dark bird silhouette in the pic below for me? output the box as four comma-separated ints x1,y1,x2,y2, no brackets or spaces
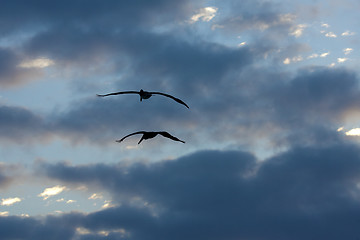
116,131,185,144
97,89,189,108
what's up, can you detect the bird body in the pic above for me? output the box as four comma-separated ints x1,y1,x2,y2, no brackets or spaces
97,89,189,108
116,131,185,144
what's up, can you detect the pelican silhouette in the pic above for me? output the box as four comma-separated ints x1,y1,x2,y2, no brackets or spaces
116,131,185,144
97,89,189,108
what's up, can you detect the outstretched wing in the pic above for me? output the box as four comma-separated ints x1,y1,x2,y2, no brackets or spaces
158,131,185,143
150,92,189,108
116,131,146,143
97,91,139,97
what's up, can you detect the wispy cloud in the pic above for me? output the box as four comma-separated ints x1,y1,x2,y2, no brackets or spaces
38,185,67,200
325,32,337,38
320,52,330,57
1,197,21,206
101,200,115,209
18,58,55,69
344,48,353,55
89,193,103,200
341,30,356,36
321,23,330,28
0,211,9,216
190,7,218,23
237,42,246,47
290,24,306,38
337,58,348,63
283,56,303,64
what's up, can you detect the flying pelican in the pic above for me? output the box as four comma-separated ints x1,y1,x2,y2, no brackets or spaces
116,131,185,144
97,89,189,109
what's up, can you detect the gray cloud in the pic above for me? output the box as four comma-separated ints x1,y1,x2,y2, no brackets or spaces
1,66,359,149
31,144,360,239
0,48,42,87
0,0,193,36
0,105,50,142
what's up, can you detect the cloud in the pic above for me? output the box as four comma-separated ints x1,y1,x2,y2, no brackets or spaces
344,48,353,55
0,163,23,189
0,212,9,217
89,193,103,200
30,144,360,239
320,52,330,57
38,185,67,200
1,197,21,206
290,24,306,37
0,48,42,87
210,0,297,39
338,57,348,63
0,0,194,36
0,105,49,143
325,32,337,38
345,128,360,136
189,7,218,23
341,30,356,36
321,23,330,28
18,57,55,69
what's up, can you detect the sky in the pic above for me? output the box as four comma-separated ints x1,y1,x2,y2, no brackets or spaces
1,0,360,239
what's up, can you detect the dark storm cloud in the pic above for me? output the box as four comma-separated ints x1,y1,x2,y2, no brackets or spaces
33,144,360,240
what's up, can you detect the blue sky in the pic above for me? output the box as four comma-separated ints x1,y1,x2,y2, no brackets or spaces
1,0,360,239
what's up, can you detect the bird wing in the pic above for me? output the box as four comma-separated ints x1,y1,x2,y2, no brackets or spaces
158,131,185,143
97,91,139,97
116,131,146,143
150,92,189,108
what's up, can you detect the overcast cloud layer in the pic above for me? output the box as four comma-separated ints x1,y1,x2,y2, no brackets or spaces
1,0,360,239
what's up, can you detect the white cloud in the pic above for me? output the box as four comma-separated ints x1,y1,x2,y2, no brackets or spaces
342,30,355,36
307,53,319,59
320,52,330,58
337,126,344,132
344,48,353,55
283,58,291,64
325,32,337,38
190,7,218,23
237,42,246,47
0,211,9,216
101,200,116,209
283,56,303,65
1,197,21,206
290,24,306,38
345,128,360,136
337,58,348,63
89,193,103,200
38,185,67,200
66,199,76,204
321,23,330,28
18,58,55,69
